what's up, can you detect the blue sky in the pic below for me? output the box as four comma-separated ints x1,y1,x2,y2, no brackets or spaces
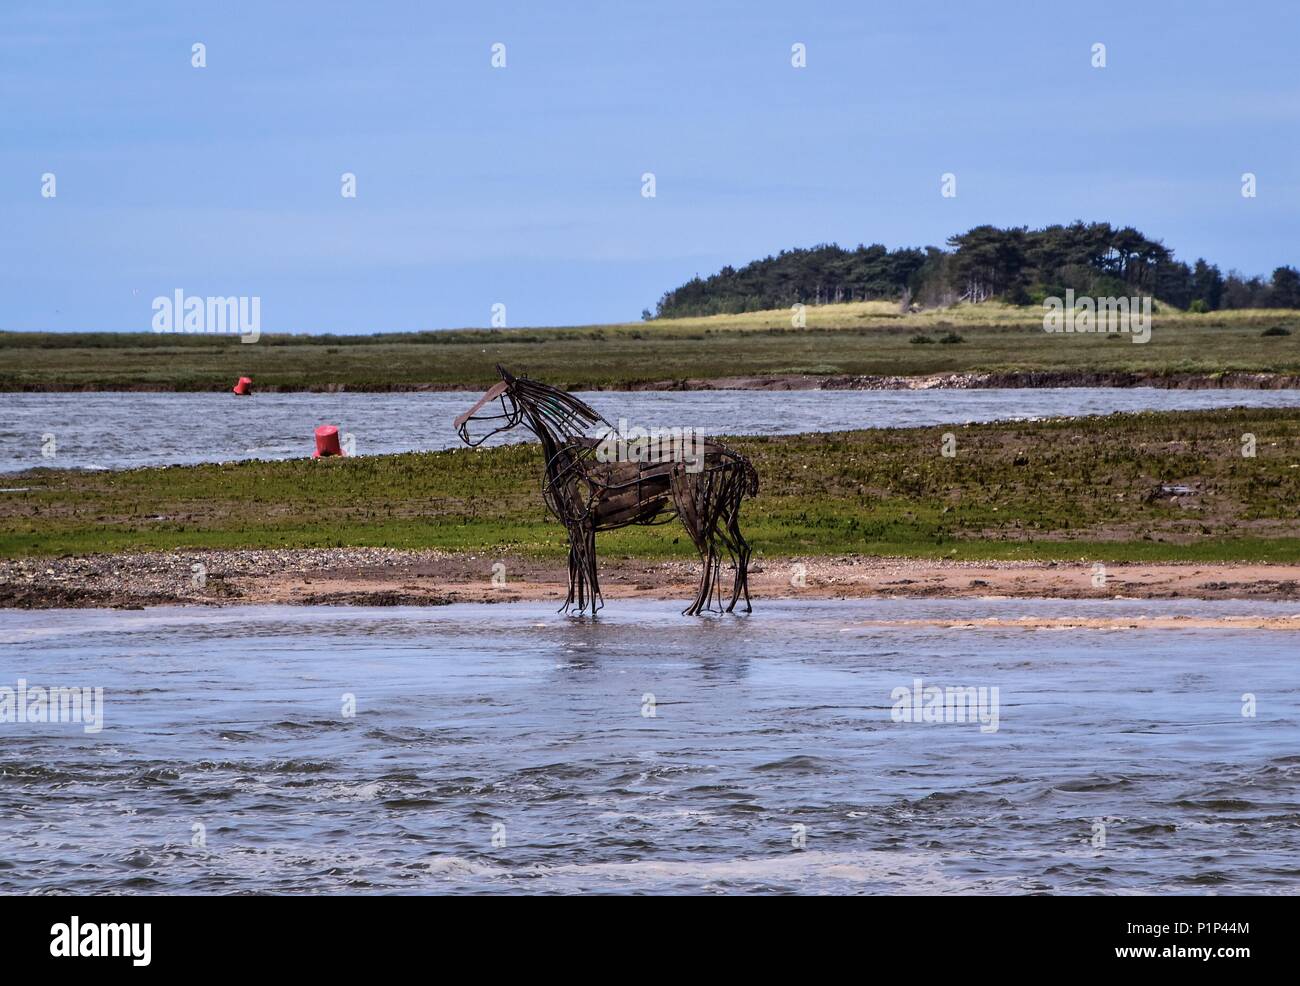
2,0,1297,332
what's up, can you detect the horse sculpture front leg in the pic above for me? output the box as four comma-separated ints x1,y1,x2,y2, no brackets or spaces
546,451,604,617
560,521,602,616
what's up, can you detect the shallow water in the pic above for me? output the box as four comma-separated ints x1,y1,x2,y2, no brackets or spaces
2,598,1297,895
4,387,1300,472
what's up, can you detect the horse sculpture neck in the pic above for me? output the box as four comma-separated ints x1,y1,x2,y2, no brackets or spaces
507,378,609,477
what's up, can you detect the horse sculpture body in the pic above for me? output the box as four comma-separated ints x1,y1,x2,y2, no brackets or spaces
454,367,758,615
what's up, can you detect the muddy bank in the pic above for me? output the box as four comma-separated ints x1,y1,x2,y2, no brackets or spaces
3,549,1299,612
623,370,1300,392
7,370,1300,394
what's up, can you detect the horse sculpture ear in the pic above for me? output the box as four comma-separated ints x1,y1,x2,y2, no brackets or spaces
496,364,515,384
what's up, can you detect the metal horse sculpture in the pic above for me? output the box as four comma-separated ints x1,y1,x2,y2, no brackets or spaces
454,367,758,616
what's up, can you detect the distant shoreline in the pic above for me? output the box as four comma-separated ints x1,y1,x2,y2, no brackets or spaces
6,370,1300,394
4,301,1298,392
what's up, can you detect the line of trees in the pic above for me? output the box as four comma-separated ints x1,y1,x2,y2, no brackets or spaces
651,222,1300,317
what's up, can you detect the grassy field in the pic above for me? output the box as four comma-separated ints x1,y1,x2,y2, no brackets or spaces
2,302,1298,391
3,408,1297,562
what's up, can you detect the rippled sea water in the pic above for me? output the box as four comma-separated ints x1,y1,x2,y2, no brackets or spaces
2,599,1297,895
5,388,1300,472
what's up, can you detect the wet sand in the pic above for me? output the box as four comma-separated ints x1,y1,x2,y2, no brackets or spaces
3,549,1299,626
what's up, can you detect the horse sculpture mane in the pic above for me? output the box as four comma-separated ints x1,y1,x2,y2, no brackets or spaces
510,373,610,444
455,366,758,616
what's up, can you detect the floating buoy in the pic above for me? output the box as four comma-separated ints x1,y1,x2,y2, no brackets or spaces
313,424,345,458
232,376,253,396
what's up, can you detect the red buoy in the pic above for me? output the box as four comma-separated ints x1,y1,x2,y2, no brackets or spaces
232,376,253,396
313,424,345,458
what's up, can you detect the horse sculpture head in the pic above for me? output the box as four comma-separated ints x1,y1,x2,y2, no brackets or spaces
454,366,609,448
454,365,522,447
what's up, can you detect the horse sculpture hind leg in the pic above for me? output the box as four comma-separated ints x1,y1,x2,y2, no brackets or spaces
716,486,753,613
671,457,754,616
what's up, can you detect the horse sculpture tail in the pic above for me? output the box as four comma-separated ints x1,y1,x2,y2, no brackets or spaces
726,446,759,498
